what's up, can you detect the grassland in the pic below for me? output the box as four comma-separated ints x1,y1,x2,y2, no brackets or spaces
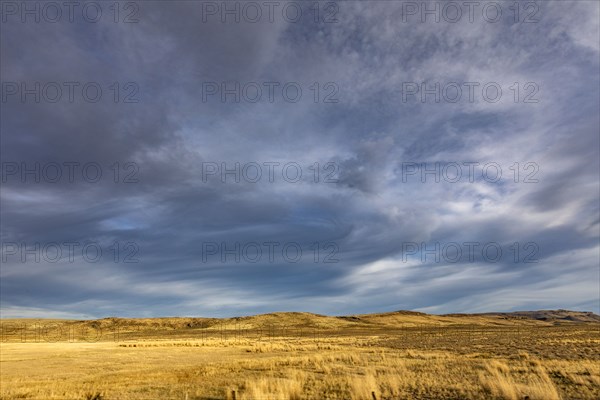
1,310,598,399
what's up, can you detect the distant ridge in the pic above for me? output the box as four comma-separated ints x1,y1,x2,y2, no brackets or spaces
4,309,599,327
473,309,600,323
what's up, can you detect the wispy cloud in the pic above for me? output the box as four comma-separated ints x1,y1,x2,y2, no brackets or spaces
1,1,598,318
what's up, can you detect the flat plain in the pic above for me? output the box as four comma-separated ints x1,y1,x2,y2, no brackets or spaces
1,310,599,400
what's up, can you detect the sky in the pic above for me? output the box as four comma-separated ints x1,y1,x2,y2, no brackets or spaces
1,0,599,319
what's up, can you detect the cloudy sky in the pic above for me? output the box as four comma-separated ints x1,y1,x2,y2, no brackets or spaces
1,1,598,319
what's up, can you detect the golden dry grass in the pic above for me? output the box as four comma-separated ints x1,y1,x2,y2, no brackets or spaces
1,312,598,399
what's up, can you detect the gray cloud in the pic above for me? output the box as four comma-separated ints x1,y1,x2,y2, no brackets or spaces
1,0,598,318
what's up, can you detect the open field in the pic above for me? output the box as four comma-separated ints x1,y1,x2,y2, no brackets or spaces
1,311,599,399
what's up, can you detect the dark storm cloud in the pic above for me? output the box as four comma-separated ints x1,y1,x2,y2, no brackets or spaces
1,1,598,318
